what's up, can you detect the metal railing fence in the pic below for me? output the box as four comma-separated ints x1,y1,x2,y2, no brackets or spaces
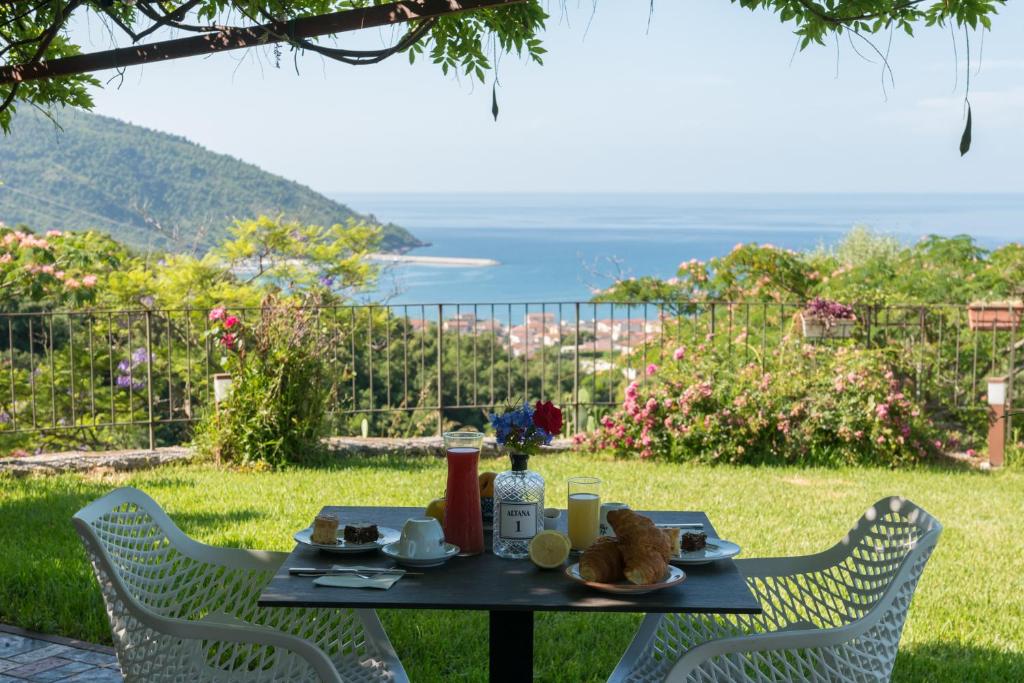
0,300,1018,451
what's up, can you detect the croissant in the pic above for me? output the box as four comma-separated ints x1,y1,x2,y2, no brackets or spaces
607,509,671,585
579,536,624,583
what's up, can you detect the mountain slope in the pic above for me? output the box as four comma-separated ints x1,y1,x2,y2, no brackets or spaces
0,109,424,253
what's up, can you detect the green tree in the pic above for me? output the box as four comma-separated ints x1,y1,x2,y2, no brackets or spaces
0,1,1005,135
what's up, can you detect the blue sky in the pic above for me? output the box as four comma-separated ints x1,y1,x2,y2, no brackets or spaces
78,1,1024,195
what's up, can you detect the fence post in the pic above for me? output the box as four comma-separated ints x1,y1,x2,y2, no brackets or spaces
144,310,155,450
1007,318,1017,445
436,303,444,437
574,302,581,435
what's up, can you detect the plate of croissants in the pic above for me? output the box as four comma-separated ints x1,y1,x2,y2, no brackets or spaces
566,509,687,595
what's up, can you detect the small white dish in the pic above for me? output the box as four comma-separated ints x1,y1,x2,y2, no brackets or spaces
670,538,742,566
565,562,686,595
293,526,400,554
382,541,459,568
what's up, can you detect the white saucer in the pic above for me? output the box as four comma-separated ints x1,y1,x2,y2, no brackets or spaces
381,541,459,568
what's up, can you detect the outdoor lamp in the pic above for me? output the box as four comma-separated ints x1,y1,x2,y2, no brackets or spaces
213,373,234,405
986,376,1008,468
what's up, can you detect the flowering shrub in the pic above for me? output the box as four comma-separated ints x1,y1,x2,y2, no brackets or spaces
802,297,856,328
193,297,329,467
115,348,150,391
577,340,942,467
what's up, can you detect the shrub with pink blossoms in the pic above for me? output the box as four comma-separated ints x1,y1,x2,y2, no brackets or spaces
577,339,942,467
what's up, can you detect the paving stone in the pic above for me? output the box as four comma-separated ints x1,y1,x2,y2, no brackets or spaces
61,668,122,682
9,644,75,664
57,651,116,668
25,659,94,682
0,674,27,682
2,657,67,679
0,636,48,659
0,660,18,673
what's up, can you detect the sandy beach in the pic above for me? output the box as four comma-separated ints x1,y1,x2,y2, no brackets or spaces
368,253,499,267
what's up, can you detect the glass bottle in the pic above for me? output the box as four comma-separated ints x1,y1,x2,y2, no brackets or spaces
443,431,484,556
492,452,545,559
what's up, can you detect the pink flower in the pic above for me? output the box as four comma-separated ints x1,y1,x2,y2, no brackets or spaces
0,253,10,264
223,315,239,329
877,436,886,444
209,306,226,321
65,278,81,289
934,440,943,449
220,333,236,349
45,230,62,237
82,274,98,287
966,449,977,457
646,363,658,376
41,265,54,275
673,346,685,361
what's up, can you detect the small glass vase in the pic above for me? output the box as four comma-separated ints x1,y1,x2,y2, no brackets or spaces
492,451,545,559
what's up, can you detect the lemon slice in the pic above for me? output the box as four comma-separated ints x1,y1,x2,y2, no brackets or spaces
529,530,571,569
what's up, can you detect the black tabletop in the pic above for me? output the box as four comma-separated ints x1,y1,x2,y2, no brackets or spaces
258,506,762,614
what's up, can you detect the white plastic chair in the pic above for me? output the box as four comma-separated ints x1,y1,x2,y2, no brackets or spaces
609,496,941,683
73,487,408,683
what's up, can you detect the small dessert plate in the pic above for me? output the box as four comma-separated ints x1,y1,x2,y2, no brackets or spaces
293,526,400,555
564,563,686,595
381,542,459,568
670,538,741,566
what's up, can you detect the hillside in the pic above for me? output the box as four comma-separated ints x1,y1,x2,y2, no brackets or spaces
0,109,425,253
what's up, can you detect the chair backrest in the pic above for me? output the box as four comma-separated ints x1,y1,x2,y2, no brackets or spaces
825,496,941,625
73,486,264,623
742,496,942,635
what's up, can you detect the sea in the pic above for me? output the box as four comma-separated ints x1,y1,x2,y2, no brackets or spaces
336,193,1024,305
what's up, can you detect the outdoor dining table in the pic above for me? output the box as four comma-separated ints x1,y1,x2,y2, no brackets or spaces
258,506,762,681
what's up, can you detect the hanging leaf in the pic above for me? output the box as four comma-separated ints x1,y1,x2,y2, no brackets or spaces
491,82,499,122
959,102,972,156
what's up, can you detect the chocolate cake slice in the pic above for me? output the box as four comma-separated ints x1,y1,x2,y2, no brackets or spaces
343,523,379,544
680,531,707,552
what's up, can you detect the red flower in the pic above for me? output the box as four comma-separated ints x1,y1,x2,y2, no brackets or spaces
220,333,236,350
223,315,239,330
533,400,563,436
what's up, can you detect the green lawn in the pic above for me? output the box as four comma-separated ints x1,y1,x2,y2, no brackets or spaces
1,453,1022,682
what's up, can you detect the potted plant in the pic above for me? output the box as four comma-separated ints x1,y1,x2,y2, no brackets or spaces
967,299,1023,331
800,298,857,339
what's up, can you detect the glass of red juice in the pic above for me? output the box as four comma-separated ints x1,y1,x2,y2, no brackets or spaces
443,431,485,556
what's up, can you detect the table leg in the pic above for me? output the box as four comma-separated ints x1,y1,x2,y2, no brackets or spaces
488,610,533,681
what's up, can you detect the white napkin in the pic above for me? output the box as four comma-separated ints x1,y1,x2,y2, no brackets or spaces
312,566,404,590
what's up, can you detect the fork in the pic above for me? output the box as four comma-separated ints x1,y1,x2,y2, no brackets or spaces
289,567,421,577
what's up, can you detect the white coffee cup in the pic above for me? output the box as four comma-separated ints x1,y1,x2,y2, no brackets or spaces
599,502,630,536
398,517,446,559
542,507,562,531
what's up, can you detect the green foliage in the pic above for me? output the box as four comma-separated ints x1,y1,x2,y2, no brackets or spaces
0,109,424,253
1,2,1005,134
596,228,1024,308
193,299,331,467
579,339,943,466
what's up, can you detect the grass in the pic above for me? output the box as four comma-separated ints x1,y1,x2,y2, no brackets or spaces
1,453,1022,682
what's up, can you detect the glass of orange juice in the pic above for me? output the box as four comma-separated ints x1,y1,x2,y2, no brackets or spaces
567,477,601,550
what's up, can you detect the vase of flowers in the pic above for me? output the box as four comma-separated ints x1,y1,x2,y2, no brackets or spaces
487,401,563,559
800,297,856,339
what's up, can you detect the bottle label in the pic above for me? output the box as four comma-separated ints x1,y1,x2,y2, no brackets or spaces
498,501,539,540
